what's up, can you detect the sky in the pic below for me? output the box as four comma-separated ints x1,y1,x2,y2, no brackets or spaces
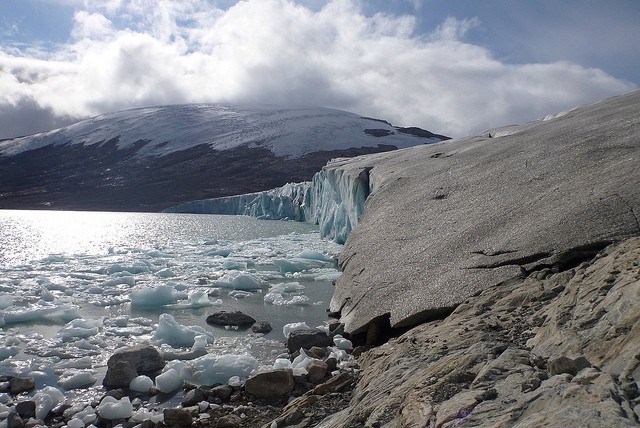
0,0,638,140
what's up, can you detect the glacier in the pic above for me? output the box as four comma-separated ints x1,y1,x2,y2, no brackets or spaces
164,157,375,244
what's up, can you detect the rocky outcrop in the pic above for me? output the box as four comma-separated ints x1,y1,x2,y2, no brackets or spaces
318,237,640,427
330,90,640,334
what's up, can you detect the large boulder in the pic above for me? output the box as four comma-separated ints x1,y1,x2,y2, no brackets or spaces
206,311,256,327
103,344,165,388
244,369,295,398
286,329,332,353
330,90,640,334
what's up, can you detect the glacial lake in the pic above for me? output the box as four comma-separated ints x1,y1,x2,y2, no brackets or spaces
0,210,342,404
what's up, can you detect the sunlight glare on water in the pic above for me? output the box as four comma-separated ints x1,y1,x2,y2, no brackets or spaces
0,209,343,404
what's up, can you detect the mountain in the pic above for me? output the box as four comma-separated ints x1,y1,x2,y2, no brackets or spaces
0,104,448,211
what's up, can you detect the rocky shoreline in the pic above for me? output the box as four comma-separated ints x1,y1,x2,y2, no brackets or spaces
2,237,637,427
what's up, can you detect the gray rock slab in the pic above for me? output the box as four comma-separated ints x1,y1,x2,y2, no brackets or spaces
330,91,640,333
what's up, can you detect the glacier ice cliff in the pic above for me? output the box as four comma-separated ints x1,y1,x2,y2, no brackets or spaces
164,157,375,245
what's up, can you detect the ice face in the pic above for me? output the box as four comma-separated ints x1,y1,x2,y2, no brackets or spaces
165,159,374,244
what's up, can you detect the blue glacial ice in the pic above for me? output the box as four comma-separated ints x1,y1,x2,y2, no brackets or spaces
165,158,372,244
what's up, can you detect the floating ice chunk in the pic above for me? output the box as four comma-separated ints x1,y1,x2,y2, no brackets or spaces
270,282,305,293
156,368,183,393
264,282,309,306
3,302,80,325
0,346,19,360
74,339,100,351
130,375,153,392
205,248,232,257
130,285,186,307
54,356,93,370
156,268,175,278
166,291,219,309
273,358,292,369
222,260,247,270
57,370,97,390
193,335,208,351
58,317,104,341
332,335,353,351
295,250,334,262
0,295,10,310
153,313,214,348
179,353,259,386
264,293,309,306
33,386,65,420
101,276,136,287
107,263,149,274
273,258,325,273
216,272,265,290
97,396,133,420
283,322,311,338
229,290,253,299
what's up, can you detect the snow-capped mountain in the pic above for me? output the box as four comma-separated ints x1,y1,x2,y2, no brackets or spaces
0,104,448,211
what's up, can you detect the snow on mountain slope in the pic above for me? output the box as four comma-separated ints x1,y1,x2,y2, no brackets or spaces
0,104,446,158
0,104,448,211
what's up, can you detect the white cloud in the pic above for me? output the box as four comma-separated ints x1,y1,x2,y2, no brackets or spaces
0,0,635,139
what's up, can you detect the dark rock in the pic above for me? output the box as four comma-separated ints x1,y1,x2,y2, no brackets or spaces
102,361,139,389
9,377,35,395
163,408,193,427
307,346,326,359
312,372,355,395
245,369,295,398
216,414,242,428
251,321,273,334
306,360,329,383
548,356,592,376
206,311,256,327
7,412,24,428
210,384,233,401
15,401,36,419
325,357,338,372
103,345,165,388
182,387,205,407
286,329,332,353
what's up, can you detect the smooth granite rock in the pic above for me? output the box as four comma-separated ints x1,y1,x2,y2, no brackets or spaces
330,91,640,334
317,237,640,427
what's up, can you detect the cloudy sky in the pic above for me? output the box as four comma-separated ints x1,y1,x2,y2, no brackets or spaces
1,0,638,139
